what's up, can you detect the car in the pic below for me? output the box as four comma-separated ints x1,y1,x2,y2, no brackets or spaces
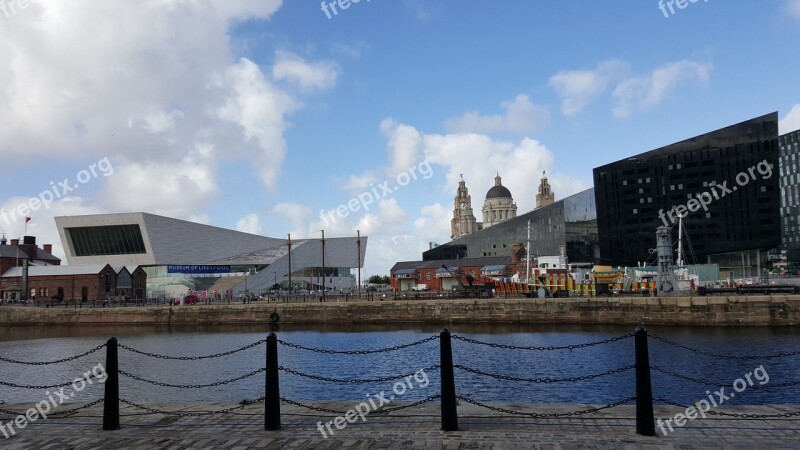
174,295,200,305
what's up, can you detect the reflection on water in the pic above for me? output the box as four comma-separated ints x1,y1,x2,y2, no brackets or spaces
1,323,798,406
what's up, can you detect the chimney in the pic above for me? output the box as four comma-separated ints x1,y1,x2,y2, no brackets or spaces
44,244,53,254
10,239,19,246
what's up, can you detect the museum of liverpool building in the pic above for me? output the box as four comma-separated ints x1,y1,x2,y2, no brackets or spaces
54,212,367,299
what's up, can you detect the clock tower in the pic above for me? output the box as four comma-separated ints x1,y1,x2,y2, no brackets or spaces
451,175,479,239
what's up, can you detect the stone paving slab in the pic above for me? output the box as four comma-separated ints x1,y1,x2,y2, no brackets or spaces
1,402,800,449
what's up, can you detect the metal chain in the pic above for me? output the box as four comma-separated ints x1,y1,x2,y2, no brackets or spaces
119,397,265,416
0,398,104,419
279,398,346,414
277,335,439,355
652,367,800,390
118,339,266,360
454,364,635,383
456,395,636,418
451,333,634,351
0,343,106,366
119,367,265,389
649,335,800,361
374,395,441,414
279,365,440,384
279,395,441,415
654,396,800,419
0,372,107,390
651,365,719,386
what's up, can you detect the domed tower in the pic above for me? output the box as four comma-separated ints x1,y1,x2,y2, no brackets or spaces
451,175,479,239
482,173,517,229
535,171,555,209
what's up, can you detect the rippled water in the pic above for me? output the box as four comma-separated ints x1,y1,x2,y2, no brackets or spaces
1,324,798,407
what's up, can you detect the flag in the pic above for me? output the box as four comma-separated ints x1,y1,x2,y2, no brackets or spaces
25,217,31,223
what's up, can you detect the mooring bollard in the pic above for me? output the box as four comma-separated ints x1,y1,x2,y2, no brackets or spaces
440,328,459,431
635,326,656,436
103,337,120,430
265,332,281,430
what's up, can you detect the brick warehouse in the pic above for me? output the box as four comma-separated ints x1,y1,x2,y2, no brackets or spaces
0,235,60,277
1,264,120,304
390,256,516,292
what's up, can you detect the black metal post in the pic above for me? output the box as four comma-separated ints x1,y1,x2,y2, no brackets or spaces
103,337,120,430
440,328,459,431
265,332,281,430
635,326,655,436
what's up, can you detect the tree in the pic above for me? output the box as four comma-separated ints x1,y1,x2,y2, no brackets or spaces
367,275,390,285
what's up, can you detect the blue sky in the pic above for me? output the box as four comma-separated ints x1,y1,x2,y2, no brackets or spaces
1,0,799,276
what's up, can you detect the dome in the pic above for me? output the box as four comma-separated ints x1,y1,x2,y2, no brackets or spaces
485,174,512,199
485,184,512,199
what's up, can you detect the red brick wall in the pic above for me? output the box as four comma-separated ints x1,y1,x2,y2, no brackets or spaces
0,272,118,303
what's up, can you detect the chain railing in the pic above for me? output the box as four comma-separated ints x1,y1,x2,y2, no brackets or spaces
277,335,438,354
649,334,800,360
0,343,106,365
3,328,798,437
451,333,634,351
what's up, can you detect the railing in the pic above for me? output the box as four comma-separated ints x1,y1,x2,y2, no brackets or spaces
1,328,799,437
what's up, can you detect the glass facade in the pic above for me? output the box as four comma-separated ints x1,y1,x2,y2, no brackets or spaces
780,130,800,263
67,225,147,257
593,113,780,268
424,189,598,263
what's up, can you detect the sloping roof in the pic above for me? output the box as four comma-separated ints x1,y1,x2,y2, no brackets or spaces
2,264,111,278
0,245,60,262
204,241,298,265
391,256,512,272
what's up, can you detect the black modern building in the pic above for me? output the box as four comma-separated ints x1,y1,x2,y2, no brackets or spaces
424,188,598,264
593,113,780,277
780,129,800,265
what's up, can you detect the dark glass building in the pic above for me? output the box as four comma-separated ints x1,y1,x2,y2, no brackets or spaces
424,188,598,263
593,113,780,277
780,130,800,264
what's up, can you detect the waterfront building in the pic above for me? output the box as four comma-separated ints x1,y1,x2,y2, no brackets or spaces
481,174,517,229
0,264,124,303
54,212,367,298
535,172,555,209
429,188,598,265
0,235,61,301
593,113,780,278
450,173,518,239
780,129,800,267
390,256,515,291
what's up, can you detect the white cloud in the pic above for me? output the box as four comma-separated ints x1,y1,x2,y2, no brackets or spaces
98,145,219,219
422,133,559,213
236,213,264,235
443,94,550,135
613,60,712,118
272,50,339,91
786,0,800,17
780,104,800,134
273,203,313,231
550,60,628,115
0,0,336,227
381,118,423,177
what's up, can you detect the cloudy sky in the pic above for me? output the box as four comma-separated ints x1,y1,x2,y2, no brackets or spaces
1,0,799,277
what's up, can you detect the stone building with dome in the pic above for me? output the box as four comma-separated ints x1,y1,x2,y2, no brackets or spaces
482,174,517,229
450,174,517,239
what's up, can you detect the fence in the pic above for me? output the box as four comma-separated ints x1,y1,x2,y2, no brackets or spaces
1,328,799,438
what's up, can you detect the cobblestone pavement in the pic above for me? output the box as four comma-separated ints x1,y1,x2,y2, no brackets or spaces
2,401,800,449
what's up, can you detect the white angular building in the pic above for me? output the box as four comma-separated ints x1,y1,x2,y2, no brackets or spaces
55,212,367,298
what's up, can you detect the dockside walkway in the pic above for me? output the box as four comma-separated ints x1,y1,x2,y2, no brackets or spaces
2,401,800,449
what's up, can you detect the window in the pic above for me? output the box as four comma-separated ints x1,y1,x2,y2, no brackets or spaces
426,272,431,281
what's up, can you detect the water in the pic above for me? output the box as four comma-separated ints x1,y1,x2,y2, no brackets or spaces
1,324,798,407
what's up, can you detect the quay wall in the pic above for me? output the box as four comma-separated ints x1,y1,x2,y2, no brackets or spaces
1,295,800,326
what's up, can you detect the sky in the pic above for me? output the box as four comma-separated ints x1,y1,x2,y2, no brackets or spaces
0,0,799,278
